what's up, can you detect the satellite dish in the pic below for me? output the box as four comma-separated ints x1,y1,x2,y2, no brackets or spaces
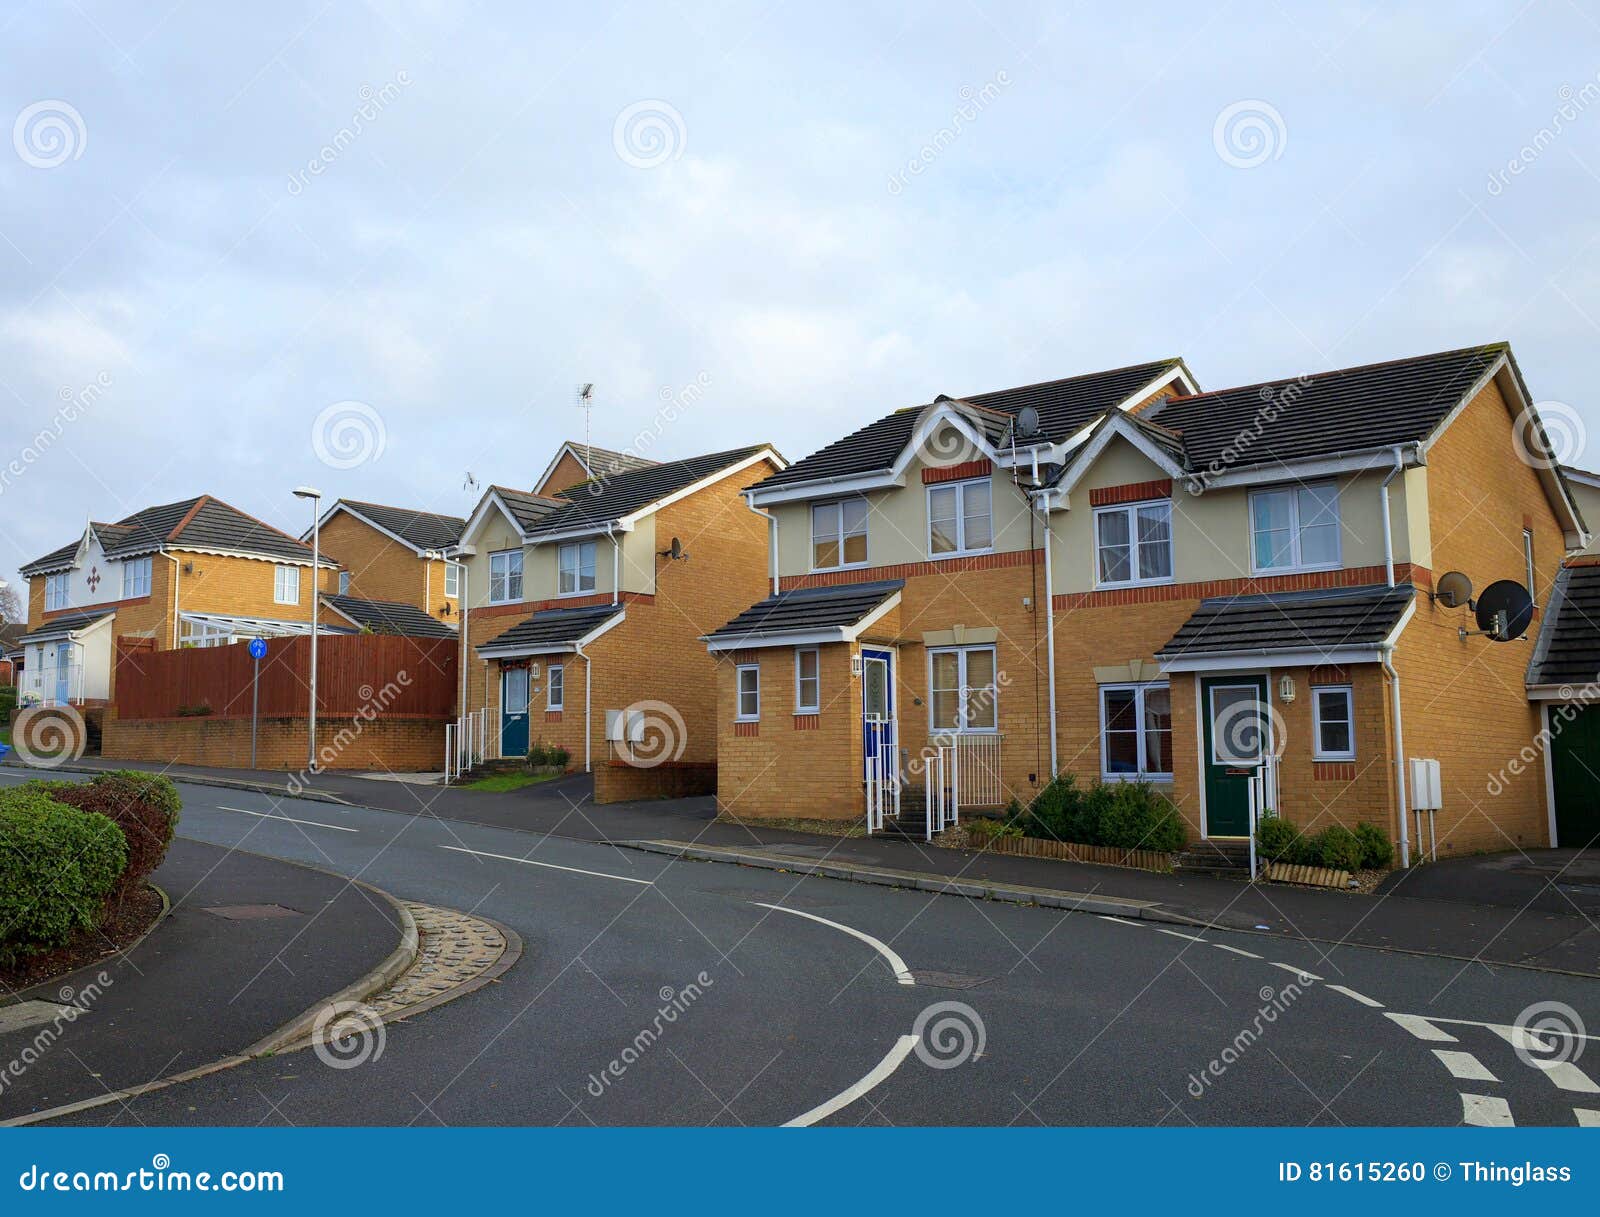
659,536,685,560
1435,570,1473,609
1474,579,1534,642
1016,406,1041,438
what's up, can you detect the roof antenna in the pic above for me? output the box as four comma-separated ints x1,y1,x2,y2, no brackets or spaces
462,471,479,493
577,383,596,471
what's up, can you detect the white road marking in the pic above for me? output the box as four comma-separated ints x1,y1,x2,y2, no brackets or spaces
1460,1093,1514,1127
1269,962,1322,982
1211,943,1263,959
783,1034,919,1127
753,902,915,985
1528,1061,1599,1094
1575,1108,1600,1127
1324,984,1383,1008
439,845,653,885
1154,927,1210,943
217,806,357,833
1097,915,1144,927
1385,1013,1458,1042
1418,1015,1600,1042
1433,1050,1498,1082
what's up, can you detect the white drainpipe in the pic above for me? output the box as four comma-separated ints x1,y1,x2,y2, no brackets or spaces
1034,488,1059,778
1380,599,1417,869
1380,445,1405,587
609,525,620,606
744,492,780,595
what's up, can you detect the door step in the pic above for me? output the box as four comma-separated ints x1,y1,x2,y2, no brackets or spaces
1174,839,1252,875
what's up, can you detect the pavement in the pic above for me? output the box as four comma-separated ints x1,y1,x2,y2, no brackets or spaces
0,832,405,1123
13,756,1599,977
8,773,1595,1128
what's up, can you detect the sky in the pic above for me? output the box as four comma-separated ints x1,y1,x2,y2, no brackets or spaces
3,1,1600,598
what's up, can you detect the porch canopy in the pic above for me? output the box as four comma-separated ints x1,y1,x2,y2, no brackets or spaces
1156,583,1416,672
476,604,624,659
20,607,116,645
1527,563,1600,698
704,580,903,652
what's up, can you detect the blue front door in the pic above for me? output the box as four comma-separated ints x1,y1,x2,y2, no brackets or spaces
500,665,530,757
861,648,895,780
54,641,72,705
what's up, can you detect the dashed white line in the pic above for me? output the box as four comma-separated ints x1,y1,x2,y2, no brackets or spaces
1385,1013,1458,1043
1211,943,1263,959
1096,915,1144,927
439,845,653,885
753,902,915,985
783,1034,919,1127
1460,1093,1514,1127
217,806,357,832
1153,927,1210,943
1324,984,1383,1008
1433,1050,1498,1082
1526,1060,1600,1095
1269,962,1322,982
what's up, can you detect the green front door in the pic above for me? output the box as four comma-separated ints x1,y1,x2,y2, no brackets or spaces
1549,704,1600,849
1201,676,1269,838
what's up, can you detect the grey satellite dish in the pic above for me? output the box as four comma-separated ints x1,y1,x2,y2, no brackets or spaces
1474,579,1534,641
1016,406,1041,439
660,536,685,560
1435,570,1473,609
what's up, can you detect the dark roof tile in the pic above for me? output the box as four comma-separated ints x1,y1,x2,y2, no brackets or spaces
476,604,624,654
321,594,457,639
1157,584,1414,660
333,501,465,553
1528,564,1600,686
706,580,904,645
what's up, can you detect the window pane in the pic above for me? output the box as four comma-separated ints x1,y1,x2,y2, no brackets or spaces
1104,729,1139,774
1212,687,1266,765
580,543,596,589
1097,510,1131,582
842,531,867,564
931,690,960,730
1142,686,1172,774
1103,688,1137,732
929,486,957,525
814,538,840,568
1136,504,1172,580
1299,521,1339,566
962,483,992,551
930,518,958,554
841,499,868,535
1297,483,1339,529
931,651,960,693
966,648,995,691
1320,719,1351,755
965,688,996,729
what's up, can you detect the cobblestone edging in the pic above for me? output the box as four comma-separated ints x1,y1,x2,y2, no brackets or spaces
364,903,519,1023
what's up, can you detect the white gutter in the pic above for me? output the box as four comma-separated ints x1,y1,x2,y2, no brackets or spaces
1380,445,1404,588
743,492,780,595
1379,598,1418,868
1034,489,1059,777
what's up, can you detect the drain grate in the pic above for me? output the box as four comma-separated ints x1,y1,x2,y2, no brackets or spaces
203,904,304,920
909,969,989,990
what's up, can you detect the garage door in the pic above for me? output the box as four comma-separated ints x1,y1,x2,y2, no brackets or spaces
1548,704,1600,849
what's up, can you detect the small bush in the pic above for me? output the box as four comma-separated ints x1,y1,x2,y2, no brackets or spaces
527,741,550,766
1317,825,1366,874
1354,822,1394,869
0,789,127,966
548,746,571,770
1256,814,1302,863
40,773,181,902
1012,773,1184,852
966,816,1022,843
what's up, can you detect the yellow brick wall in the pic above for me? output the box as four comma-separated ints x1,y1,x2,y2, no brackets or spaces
538,451,594,496
1396,375,1564,854
319,511,454,620
102,711,447,772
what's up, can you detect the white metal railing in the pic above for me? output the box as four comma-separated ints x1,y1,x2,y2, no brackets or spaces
924,746,962,841
864,721,901,833
945,733,1002,807
443,706,497,783
1246,754,1279,879
22,661,83,707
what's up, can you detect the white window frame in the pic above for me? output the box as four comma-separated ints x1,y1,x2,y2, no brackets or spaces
736,664,761,721
926,478,994,559
810,499,869,572
1249,481,1342,575
558,541,597,597
1098,682,1174,780
794,647,820,713
547,662,565,711
444,561,461,599
273,565,300,606
1524,528,1536,608
927,644,999,734
1093,499,1174,588
1311,684,1356,761
121,556,152,599
339,570,351,594
44,572,69,611
488,549,524,604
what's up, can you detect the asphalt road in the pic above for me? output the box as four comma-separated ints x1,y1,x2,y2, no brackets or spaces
6,771,1598,1127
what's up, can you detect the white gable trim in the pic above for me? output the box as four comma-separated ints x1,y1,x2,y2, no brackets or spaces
1047,413,1189,508
459,488,535,549
533,442,595,495
612,448,785,530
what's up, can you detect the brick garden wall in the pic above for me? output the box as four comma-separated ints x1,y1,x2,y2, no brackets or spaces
102,711,448,772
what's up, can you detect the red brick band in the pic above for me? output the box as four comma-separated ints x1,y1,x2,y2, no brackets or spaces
1309,666,1350,685
1053,563,1431,611
1088,479,1172,507
782,547,1040,590
1313,761,1357,782
922,460,993,484
471,591,651,620
792,714,820,730
733,721,759,737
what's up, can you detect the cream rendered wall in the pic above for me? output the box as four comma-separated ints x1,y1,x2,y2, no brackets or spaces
458,502,655,609
459,508,525,610
1566,477,1600,556
1048,437,1418,593
771,427,1037,577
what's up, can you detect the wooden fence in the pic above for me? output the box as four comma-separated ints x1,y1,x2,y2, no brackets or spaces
113,634,457,721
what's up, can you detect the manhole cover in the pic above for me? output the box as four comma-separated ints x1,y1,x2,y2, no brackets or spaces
909,970,989,990
203,904,304,920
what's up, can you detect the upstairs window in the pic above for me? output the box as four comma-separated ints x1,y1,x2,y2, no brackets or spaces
44,572,69,611
444,561,461,598
1095,500,1173,586
1251,482,1340,573
339,570,351,594
558,541,597,596
273,565,300,605
489,550,524,604
121,556,152,599
928,479,994,557
812,499,868,570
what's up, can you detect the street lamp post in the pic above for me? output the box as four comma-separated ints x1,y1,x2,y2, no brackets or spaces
425,550,469,720
294,486,323,771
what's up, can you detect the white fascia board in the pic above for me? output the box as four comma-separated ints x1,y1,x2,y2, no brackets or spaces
1116,363,1199,412
527,521,631,547
1563,466,1600,490
888,408,1001,481
1158,646,1384,674
705,626,853,652
1382,595,1419,647
1527,684,1591,701
749,468,903,506
1182,446,1424,492
460,490,532,546
310,502,431,556
166,545,336,569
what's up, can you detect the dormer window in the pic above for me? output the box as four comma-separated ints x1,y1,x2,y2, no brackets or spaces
812,500,868,571
928,479,993,558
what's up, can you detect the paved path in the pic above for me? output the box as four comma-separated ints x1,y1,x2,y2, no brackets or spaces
11,776,1596,1127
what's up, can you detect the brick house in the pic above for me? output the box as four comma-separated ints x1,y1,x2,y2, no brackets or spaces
533,441,658,497
453,444,783,801
306,499,465,623
709,344,1587,864
17,494,343,707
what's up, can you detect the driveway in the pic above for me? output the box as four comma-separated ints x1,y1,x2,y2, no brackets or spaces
1378,848,1600,918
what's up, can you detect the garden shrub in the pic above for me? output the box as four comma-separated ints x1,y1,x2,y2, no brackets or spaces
548,746,571,770
966,816,1022,843
39,772,182,902
1317,825,1366,874
1255,814,1302,863
0,789,127,966
1353,822,1394,869
527,741,550,766
1011,774,1184,852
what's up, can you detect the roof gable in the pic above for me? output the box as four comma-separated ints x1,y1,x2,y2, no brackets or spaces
317,500,466,555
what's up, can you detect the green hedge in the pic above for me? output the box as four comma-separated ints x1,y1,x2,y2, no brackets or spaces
0,789,128,967
1256,814,1394,871
1007,773,1187,853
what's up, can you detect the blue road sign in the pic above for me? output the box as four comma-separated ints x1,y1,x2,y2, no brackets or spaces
248,637,269,660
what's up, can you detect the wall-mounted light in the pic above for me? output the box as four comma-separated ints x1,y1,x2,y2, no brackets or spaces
1278,674,1295,702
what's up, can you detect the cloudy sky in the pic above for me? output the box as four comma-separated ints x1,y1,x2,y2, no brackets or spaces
3,1,1599,595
